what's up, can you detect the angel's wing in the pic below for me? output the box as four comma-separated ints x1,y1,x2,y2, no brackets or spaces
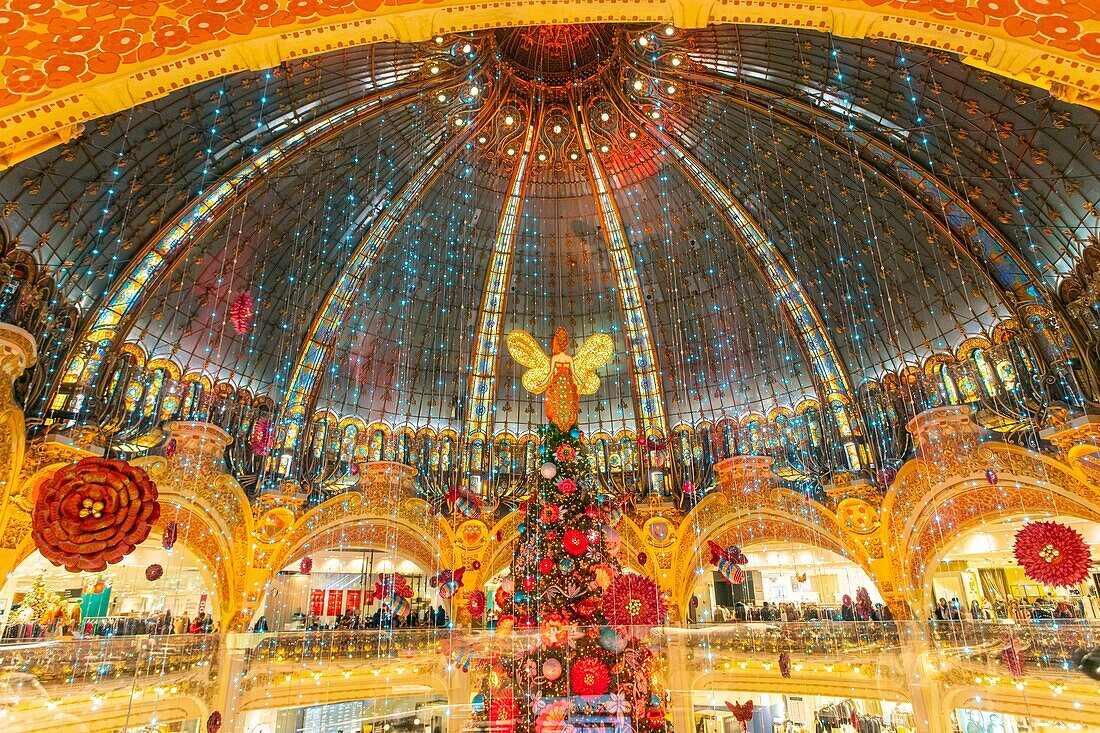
506,330,552,394
573,333,615,395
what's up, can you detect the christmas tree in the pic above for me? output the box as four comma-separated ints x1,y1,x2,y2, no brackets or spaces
468,329,673,733
15,575,61,623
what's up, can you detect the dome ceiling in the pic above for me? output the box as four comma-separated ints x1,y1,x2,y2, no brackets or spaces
1,23,1097,441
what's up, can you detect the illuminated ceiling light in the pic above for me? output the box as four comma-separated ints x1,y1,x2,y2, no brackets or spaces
434,36,444,44
429,66,440,75
600,112,610,122
671,57,682,67
666,85,676,94
633,80,644,90
437,93,447,102
650,110,661,119
537,153,547,162
454,118,465,126
504,115,515,126
637,36,649,47
569,152,579,160
462,44,473,54
552,124,562,134
478,136,487,144
665,25,675,35
506,147,516,155
599,144,609,153
628,130,638,139
469,85,479,96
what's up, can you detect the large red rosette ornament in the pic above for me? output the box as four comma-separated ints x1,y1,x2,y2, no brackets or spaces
488,688,519,733
570,657,610,696
32,457,161,572
467,589,487,617
1013,521,1092,587
603,573,666,636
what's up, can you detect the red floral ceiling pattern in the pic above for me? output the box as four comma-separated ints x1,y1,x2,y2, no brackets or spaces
0,0,1097,110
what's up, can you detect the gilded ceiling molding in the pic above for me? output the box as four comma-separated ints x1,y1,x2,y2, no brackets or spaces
1,1,1098,165
674,67,1094,388
575,108,669,439
464,108,541,444
278,96,498,461
611,91,854,405
66,76,448,387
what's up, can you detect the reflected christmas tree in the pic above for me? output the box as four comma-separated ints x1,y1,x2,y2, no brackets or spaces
467,328,672,733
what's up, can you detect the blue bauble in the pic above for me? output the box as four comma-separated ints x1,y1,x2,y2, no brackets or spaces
514,591,527,604
518,523,526,534
570,428,580,439
472,694,485,713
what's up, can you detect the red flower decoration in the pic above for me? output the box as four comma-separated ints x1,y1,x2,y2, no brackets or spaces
1013,521,1092,587
555,444,576,462
229,291,254,334
145,563,163,581
570,657,610,696
538,557,555,574
557,478,577,494
31,457,161,572
207,711,222,733
540,505,560,523
467,590,487,617
489,689,518,731
576,598,598,618
299,556,313,575
603,573,666,631
563,529,588,556
778,651,791,678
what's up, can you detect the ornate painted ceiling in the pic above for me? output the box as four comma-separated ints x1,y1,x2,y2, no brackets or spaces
1,22,1098,450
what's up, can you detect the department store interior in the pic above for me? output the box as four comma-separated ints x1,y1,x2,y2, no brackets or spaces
0,3,1099,733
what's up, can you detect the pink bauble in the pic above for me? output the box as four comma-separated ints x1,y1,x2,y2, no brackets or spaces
500,576,515,593
542,658,562,681
540,463,557,479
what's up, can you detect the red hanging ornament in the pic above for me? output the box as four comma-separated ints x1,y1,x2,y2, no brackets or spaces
145,564,163,582
1013,521,1092,587
471,560,481,571
726,701,754,732
229,291,254,335
1002,636,1025,678
31,457,161,572
162,521,178,550
207,711,223,733
250,416,274,456
299,556,313,575
985,468,998,485
164,438,178,458
778,651,792,678
637,551,649,566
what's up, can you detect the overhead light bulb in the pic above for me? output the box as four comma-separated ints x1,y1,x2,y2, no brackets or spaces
429,66,440,75
667,85,676,94
537,153,547,162
637,36,648,47
469,85,479,96
437,93,447,102
650,110,661,119
454,118,464,126
552,124,562,134
599,144,609,153
633,80,644,90
628,130,638,139
569,152,579,160
504,115,515,126
671,57,682,67
600,112,610,122
462,44,472,54
665,25,675,35
506,147,516,155
478,136,487,144
434,36,444,44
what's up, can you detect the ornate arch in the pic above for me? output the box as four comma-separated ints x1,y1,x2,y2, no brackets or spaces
1,0,1098,166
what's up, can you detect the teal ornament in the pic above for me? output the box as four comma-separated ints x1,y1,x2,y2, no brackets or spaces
599,626,628,652
518,523,526,534
515,591,527,604
472,694,485,713
570,428,580,439
558,557,575,573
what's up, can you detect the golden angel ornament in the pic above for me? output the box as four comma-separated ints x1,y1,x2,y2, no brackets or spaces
507,327,615,431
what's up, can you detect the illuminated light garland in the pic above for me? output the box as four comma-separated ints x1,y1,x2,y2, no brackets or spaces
577,108,668,437
465,109,541,443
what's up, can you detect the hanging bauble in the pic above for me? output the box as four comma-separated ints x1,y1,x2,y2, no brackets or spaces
299,556,313,575
682,481,695,495
985,468,998,485
467,590,487,617
517,523,527,535
145,564,163,582
471,560,481,571
538,557,555,574
229,291,254,335
557,477,577,494
637,551,649,566
542,657,563,681
162,521,178,550
522,575,535,591
207,711,223,733
164,438,178,458
569,428,580,439
558,557,576,574
1013,521,1091,587
778,651,792,678
471,693,486,714
540,463,557,479
31,457,161,573
250,416,274,456
598,625,628,652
